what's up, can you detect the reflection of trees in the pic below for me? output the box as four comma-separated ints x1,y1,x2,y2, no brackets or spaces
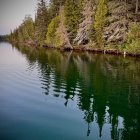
15,44,140,140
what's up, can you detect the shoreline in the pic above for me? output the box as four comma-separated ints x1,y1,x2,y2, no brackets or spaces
43,45,140,58
9,41,140,58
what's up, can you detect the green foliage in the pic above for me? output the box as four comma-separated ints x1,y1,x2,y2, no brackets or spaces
21,15,34,41
35,0,49,46
8,0,140,55
125,23,140,53
64,0,84,43
23,16,34,39
46,16,61,47
17,27,24,42
127,23,140,43
94,0,107,48
49,0,66,18
10,15,35,43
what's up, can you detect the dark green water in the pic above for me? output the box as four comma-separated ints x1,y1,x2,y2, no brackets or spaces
0,42,140,140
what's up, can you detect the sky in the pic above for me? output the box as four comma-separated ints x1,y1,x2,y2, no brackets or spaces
0,0,38,35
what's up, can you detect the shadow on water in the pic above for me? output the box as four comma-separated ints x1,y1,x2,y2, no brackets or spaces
14,44,140,140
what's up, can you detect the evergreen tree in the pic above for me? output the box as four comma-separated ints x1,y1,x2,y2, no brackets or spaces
21,15,34,42
35,0,49,46
94,0,107,48
64,0,84,43
74,0,95,45
49,0,66,18
17,26,24,42
8,0,140,53
46,16,60,47
56,7,72,49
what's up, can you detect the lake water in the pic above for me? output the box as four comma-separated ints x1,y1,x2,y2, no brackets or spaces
0,42,140,140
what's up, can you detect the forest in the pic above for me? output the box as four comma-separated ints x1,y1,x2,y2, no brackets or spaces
8,0,140,54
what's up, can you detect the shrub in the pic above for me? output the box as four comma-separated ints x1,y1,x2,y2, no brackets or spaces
125,23,140,53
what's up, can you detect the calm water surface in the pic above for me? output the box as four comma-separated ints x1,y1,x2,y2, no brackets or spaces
0,42,140,140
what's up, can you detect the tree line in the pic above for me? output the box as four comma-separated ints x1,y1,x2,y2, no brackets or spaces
8,0,140,53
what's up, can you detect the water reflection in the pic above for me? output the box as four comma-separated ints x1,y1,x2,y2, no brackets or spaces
15,44,140,140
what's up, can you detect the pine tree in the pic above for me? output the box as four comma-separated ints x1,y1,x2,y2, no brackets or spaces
17,26,24,42
46,16,60,47
64,0,84,43
21,15,34,42
49,0,66,18
74,0,96,45
35,0,49,46
94,0,107,48
56,6,72,48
